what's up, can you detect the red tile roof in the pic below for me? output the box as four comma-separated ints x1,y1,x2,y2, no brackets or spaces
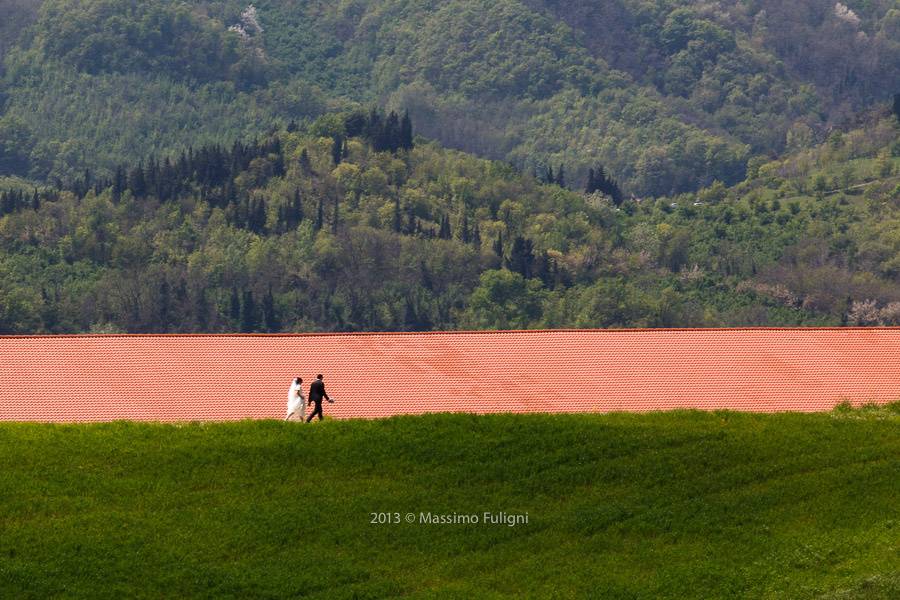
2,329,899,422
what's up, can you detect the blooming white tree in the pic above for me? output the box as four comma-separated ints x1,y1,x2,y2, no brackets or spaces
228,24,249,40
848,299,880,325
879,302,900,325
834,3,861,27
240,5,263,35
228,5,263,40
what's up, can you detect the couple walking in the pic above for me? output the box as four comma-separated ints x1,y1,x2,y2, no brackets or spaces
285,374,332,422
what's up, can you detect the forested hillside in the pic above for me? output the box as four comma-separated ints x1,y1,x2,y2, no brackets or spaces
1,0,899,334
1,108,898,334
1,0,898,196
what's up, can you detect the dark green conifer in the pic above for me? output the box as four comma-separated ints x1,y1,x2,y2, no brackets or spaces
331,135,344,165
262,285,280,332
241,290,258,332
315,196,324,231
400,110,414,150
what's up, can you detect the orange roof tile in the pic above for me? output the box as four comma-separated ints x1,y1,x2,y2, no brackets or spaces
2,329,899,422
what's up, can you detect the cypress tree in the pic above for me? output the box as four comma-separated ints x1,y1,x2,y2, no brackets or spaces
439,214,451,239
366,107,382,137
344,111,367,138
400,110,414,150
268,137,283,158
229,287,241,323
315,196,324,231
30,189,40,211
277,203,287,232
230,141,245,175
894,93,900,121
587,164,624,206
545,166,554,185
506,236,535,278
608,178,623,206
262,285,280,332
332,195,339,234
295,190,304,225
460,211,470,243
212,146,228,185
537,251,557,289
176,151,188,189
472,223,481,248
233,192,248,227
225,181,238,207
41,287,59,332
366,107,384,151
129,162,147,198
385,111,401,153
241,290,258,333
405,202,416,235
598,165,607,190
331,135,344,165
80,168,92,198
177,279,188,307
299,148,311,173
493,232,504,258
289,188,304,228
158,280,170,331
403,297,417,330
1,192,13,215
420,261,433,290
195,287,209,330
149,157,164,199
273,149,285,178
112,166,126,203
259,198,268,233
556,164,566,188
250,198,267,233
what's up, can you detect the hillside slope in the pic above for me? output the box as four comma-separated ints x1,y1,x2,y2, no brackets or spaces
0,110,898,333
1,0,898,195
1,409,899,598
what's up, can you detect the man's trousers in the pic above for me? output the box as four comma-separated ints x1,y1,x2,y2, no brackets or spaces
306,401,324,422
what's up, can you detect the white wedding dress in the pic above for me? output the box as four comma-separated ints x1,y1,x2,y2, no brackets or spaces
286,381,306,421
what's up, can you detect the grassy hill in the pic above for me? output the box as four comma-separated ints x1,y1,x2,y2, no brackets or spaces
1,408,899,598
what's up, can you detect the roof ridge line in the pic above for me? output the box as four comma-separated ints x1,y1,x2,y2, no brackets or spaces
4,326,900,339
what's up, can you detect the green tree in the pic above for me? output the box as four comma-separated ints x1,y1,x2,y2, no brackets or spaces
332,135,344,166
466,270,544,329
241,290,258,333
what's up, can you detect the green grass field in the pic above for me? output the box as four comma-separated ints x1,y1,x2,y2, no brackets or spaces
1,407,899,599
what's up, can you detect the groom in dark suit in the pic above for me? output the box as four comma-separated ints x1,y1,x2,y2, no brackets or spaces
306,374,332,422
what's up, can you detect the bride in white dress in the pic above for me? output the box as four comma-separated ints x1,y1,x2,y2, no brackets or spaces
285,377,306,421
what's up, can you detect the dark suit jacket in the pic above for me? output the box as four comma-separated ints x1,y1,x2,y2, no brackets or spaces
309,379,328,403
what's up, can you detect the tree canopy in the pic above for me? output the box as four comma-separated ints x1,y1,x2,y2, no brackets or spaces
1,111,898,333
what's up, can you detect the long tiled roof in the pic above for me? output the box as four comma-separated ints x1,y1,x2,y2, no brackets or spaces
2,329,899,422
